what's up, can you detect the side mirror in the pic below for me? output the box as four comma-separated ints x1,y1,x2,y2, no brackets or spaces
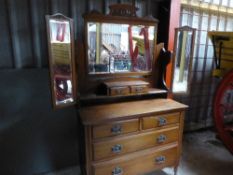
171,26,196,94
46,14,77,108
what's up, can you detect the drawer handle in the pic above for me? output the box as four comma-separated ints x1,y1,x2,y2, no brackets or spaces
135,87,143,93
155,156,166,164
112,167,123,175
158,117,167,126
116,89,122,95
111,125,122,134
157,134,167,143
112,144,123,153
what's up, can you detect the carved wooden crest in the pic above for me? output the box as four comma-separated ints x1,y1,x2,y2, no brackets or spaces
109,4,138,17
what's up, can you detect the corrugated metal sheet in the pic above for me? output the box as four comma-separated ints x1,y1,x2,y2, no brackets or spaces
0,0,150,69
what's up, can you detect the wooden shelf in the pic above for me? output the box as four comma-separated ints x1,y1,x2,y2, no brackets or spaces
80,88,168,106
80,98,187,125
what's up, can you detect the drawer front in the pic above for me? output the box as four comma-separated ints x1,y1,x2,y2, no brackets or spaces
93,127,179,160
109,87,130,96
93,119,139,139
130,85,148,94
93,146,177,175
142,112,180,130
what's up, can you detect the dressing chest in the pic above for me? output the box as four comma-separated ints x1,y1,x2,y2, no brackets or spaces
45,2,187,175
80,99,187,175
77,3,187,175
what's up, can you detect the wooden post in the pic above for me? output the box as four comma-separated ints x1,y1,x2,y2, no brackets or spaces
166,0,181,95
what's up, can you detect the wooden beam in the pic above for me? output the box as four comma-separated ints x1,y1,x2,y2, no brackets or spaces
166,0,181,96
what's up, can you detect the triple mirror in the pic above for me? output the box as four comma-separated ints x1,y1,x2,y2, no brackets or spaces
84,12,158,74
172,26,196,93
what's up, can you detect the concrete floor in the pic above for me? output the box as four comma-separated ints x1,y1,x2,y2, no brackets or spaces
43,130,233,175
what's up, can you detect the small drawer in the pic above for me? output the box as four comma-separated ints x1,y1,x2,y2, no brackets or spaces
142,112,180,130
93,127,179,160
93,146,177,175
92,119,139,139
130,85,148,94
109,87,130,96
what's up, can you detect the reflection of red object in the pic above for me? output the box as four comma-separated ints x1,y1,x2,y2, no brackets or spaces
128,26,138,71
54,75,72,101
56,23,66,42
140,27,151,70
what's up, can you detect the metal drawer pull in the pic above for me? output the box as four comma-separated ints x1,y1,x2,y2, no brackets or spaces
112,144,122,153
155,156,166,164
135,87,143,92
116,89,122,95
111,125,122,134
112,167,123,175
157,134,167,143
158,117,167,126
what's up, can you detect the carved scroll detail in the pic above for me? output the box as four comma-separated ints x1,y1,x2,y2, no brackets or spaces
109,4,138,17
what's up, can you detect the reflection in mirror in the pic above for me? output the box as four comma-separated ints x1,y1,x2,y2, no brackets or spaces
172,26,196,93
87,22,155,74
46,14,76,107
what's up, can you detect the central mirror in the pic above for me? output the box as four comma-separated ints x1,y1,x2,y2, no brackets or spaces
87,23,155,73
84,7,157,75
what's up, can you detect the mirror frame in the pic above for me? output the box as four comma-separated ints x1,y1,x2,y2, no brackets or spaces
46,13,77,108
83,4,158,77
171,26,196,94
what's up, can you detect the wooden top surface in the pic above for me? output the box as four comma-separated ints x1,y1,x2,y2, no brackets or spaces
80,98,188,125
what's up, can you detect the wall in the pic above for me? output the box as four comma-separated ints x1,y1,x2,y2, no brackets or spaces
0,69,78,175
0,0,171,175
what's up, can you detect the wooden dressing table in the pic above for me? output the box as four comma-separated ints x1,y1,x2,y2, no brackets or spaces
45,3,187,175
78,3,188,175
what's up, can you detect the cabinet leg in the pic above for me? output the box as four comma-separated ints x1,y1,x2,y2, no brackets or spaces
174,166,178,175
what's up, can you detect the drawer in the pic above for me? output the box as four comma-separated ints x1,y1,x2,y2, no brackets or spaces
93,126,179,160
142,112,180,130
130,85,148,94
93,145,177,175
109,87,130,96
92,119,139,139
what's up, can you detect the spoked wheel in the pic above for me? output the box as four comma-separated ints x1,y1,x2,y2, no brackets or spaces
214,69,233,154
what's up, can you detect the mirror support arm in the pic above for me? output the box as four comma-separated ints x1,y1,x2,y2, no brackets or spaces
157,48,172,91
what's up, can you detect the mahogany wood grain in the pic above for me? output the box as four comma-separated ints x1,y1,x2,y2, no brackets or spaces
93,126,179,161
92,119,139,139
93,143,178,175
142,112,180,130
80,98,187,125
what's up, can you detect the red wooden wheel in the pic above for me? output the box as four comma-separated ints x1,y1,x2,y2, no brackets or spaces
214,69,233,154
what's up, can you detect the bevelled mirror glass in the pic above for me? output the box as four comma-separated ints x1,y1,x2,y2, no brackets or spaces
46,14,76,108
84,10,158,75
87,23,155,74
172,26,196,93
